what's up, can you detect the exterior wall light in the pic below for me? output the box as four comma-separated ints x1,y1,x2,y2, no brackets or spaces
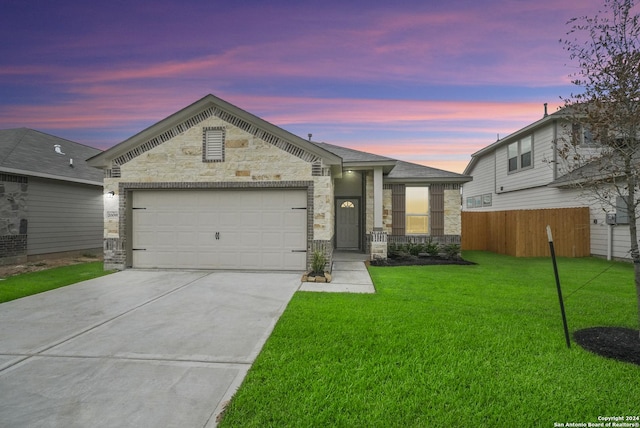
107,191,115,198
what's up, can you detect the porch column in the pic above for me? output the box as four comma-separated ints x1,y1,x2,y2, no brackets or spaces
370,166,387,260
373,166,383,230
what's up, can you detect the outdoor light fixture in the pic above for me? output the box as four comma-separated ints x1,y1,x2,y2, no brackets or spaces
106,191,115,198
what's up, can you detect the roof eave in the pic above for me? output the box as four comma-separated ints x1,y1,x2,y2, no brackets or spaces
87,94,342,168
466,110,570,170
0,167,103,187
384,176,472,184
342,160,397,174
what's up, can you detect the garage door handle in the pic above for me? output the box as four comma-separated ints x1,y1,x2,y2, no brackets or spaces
291,250,307,253
133,248,147,251
215,232,220,240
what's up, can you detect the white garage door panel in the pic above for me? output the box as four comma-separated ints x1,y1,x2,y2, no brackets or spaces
132,189,307,270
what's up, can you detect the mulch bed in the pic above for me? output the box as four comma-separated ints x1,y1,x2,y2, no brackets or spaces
369,255,476,267
574,327,640,366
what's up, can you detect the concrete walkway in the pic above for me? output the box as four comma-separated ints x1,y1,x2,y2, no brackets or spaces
0,270,301,428
299,251,375,293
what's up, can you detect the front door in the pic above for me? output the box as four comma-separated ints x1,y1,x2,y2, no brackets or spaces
336,198,359,249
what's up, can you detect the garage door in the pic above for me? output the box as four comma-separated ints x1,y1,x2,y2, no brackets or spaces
131,189,307,270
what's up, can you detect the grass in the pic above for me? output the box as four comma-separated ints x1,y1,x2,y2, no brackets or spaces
0,262,114,303
219,251,640,427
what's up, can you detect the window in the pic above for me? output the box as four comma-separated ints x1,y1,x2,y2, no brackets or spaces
405,187,428,234
340,201,355,208
203,127,225,162
572,123,604,147
466,197,475,209
507,136,533,172
616,196,630,224
508,143,518,172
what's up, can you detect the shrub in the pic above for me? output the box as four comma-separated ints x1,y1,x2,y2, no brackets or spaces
388,242,409,259
424,239,440,257
407,242,424,256
442,243,461,260
311,250,327,274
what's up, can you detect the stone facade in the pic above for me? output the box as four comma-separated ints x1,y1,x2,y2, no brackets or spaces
103,115,334,271
0,176,28,264
444,188,462,235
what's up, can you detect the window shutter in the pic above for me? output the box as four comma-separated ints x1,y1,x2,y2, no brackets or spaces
204,129,224,161
430,185,444,236
391,184,405,236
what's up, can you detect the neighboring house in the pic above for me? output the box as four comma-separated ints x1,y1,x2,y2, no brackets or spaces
0,128,103,265
462,107,632,260
87,94,471,272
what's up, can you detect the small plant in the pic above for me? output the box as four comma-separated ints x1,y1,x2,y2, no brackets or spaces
388,242,409,259
424,239,440,257
442,243,461,260
408,242,423,256
311,250,327,275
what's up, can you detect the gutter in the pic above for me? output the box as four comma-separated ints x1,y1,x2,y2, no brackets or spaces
0,167,103,187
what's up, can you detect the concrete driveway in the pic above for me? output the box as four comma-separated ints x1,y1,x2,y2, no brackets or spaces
0,270,301,427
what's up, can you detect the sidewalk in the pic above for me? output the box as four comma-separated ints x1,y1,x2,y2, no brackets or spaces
299,251,375,293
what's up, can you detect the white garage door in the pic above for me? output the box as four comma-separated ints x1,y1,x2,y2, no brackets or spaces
131,189,307,270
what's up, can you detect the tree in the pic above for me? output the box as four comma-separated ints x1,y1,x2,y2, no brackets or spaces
559,0,640,336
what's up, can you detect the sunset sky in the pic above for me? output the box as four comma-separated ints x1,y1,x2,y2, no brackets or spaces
0,0,604,173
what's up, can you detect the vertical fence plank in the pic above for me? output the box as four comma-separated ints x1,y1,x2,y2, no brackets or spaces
462,208,590,257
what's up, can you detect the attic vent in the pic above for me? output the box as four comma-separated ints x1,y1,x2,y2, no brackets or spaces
216,109,255,133
203,127,225,162
105,165,121,178
311,160,330,176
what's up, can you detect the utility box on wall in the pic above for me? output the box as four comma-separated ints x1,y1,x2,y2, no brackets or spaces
606,213,617,225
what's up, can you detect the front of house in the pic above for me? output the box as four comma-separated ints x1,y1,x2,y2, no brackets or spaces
88,94,471,272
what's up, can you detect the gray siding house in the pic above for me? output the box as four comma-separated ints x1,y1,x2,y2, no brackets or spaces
0,128,103,264
462,107,633,260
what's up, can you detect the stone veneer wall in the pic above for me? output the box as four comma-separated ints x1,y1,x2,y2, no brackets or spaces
365,172,374,232
0,175,28,265
383,187,392,233
444,188,462,235
103,116,334,271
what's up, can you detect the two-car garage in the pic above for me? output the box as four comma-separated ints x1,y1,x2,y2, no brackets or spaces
130,189,308,271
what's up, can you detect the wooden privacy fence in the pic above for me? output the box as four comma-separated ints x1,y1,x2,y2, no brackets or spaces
461,207,590,257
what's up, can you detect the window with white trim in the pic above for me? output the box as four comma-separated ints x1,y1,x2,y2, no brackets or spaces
507,135,533,172
203,127,225,162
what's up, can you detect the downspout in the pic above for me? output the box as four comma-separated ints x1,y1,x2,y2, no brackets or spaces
608,223,614,261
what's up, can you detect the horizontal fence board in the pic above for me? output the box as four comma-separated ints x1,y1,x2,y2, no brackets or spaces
462,208,590,257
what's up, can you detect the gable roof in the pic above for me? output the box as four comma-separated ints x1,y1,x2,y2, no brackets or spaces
463,108,570,176
0,128,103,185
386,160,471,183
86,93,470,184
312,142,397,172
315,141,471,183
87,94,342,171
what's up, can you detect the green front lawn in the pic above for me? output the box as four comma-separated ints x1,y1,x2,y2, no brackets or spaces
0,262,114,303
219,251,639,427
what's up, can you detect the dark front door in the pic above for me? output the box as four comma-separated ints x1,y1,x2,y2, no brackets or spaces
336,198,359,249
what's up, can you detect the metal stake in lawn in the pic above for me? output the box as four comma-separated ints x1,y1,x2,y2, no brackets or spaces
546,225,571,348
